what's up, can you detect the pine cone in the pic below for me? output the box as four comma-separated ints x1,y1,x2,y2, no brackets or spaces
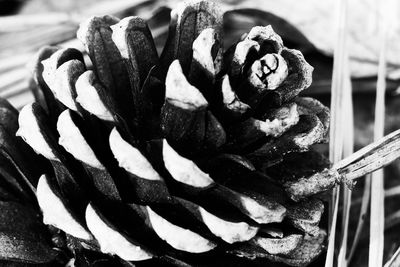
0,1,339,266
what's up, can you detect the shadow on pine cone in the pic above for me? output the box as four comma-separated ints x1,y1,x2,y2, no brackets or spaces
0,0,336,266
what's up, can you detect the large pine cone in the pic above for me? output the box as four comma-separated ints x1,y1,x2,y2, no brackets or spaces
0,1,333,266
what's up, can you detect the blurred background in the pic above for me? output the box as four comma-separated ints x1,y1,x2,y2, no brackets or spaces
1,0,400,266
